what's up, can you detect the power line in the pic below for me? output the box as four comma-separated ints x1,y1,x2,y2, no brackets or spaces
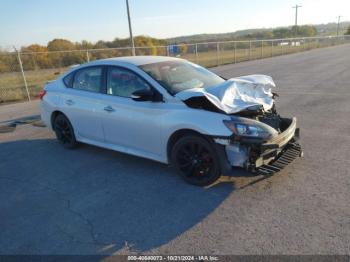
126,0,136,56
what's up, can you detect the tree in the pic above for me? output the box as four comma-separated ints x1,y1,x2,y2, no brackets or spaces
20,44,51,70
273,25,317,38
47,39,76,51
178,44,188,56
0,47,21,73
273,28,293,39
0,59,7,73
297,25,317,37
47,39,84,67
346,26,350,35
134,36,158,55
75,40,94,50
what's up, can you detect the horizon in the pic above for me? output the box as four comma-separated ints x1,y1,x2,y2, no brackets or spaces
1,0,350,48
2,20,349,51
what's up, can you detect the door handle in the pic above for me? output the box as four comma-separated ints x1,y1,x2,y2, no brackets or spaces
65,99,74,106
104,106,115,112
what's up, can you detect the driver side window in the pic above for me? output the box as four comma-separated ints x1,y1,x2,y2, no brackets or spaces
107,67,151,98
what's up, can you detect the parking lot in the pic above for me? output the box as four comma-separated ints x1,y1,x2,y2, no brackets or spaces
0,44,349,255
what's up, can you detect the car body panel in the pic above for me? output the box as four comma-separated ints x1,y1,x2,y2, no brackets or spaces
41,56,301,172
41,57,234,164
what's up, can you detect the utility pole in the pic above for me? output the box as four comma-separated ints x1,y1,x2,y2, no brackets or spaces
292,4,302,36
337,16,342,36
126,0,136,56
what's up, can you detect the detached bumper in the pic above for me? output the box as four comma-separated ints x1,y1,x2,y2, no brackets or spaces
256,141,302,175
216,117,303,176
252,117,303,175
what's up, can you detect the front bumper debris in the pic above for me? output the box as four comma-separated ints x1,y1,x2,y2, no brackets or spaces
216,117,303,176
256,141,302,176
250,117,303,175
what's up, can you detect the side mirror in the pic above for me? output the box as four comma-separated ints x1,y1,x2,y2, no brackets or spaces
131,89,162,102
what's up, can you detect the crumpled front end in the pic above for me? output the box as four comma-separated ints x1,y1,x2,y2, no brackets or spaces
214,117,303,176
176,74,276,114
178,73,303,175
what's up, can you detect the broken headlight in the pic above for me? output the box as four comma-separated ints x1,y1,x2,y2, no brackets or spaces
223,120,272,139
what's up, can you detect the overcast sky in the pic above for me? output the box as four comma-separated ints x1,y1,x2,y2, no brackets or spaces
1,0,349,48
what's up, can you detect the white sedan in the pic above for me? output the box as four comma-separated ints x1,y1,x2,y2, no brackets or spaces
40,56,302,186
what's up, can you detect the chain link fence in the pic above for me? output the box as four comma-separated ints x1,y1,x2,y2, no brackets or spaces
1,35,349,104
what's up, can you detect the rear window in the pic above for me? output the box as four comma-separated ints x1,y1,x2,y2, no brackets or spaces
63,73,74,88
72,67,103,93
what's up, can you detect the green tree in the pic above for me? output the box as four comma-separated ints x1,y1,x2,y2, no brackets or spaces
273,25,317,38
346,26,350,35
297,25,317,37
273,28,293,38
134,36,158,55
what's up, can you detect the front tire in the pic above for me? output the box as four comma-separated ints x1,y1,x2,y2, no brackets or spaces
53,114,78,149
171,135,221,186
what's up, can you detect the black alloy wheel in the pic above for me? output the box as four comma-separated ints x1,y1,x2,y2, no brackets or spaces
54,114,77,149
171,135,221,186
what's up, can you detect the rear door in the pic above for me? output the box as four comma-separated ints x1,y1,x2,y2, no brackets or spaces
100,66,166,158
61,66,106,142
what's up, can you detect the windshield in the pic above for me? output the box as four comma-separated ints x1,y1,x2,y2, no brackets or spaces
139,60,225,95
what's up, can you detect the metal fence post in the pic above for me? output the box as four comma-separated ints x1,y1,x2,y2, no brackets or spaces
234,42,237,64
15,48,31,102
249,41,252,60
261,41,263,59
195,43,198,64
281,42,284,55
216,42,220,66
288,40,291,53
271,41,274,57
86,50,90,62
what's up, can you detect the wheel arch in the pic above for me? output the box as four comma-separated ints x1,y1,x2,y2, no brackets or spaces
50,110,67,129
166,129,210,162
166,128,233,176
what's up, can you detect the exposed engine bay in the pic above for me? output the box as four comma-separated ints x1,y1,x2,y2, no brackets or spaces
176,75,303,173
177,75,285,132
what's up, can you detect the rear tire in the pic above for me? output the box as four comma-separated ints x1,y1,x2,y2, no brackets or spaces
53,114,78,149
171,134,221,186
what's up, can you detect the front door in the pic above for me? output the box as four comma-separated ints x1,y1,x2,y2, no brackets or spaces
100,66,165,158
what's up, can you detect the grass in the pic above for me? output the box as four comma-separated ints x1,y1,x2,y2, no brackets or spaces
0,68,65,103
0,38,347,104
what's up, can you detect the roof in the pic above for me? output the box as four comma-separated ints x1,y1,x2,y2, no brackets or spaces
100,56,182,66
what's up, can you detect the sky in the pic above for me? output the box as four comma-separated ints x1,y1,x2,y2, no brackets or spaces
0,0,349,48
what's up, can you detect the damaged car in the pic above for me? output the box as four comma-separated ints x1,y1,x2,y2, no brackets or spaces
40,56,302,186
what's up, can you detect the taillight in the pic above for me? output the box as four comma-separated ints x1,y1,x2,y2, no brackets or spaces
39,90,46,100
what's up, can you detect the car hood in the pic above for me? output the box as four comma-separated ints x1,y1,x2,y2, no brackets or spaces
175,75,276,114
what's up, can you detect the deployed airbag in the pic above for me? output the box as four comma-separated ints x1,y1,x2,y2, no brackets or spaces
176,75,276,114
